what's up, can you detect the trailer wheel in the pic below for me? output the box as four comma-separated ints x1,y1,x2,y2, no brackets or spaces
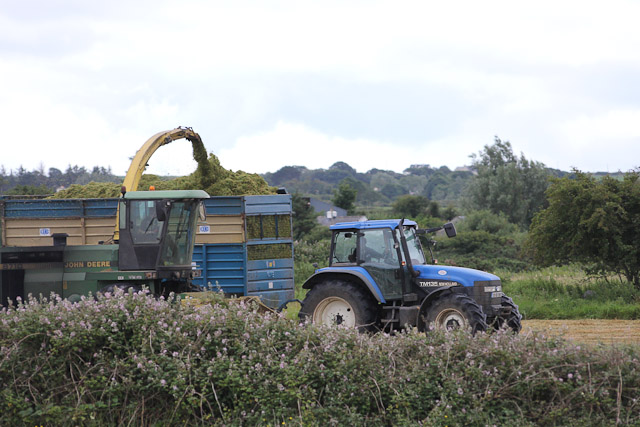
299,280,378,332
490,296,522,333
420,290,487,334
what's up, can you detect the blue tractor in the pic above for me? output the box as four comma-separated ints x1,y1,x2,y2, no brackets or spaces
299,219,521,333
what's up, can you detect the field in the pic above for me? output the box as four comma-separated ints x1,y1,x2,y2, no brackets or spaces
499,265,640,320
498,266,640,345
523,319,640,346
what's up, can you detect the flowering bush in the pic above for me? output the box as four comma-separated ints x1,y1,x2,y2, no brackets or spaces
1,290,639,425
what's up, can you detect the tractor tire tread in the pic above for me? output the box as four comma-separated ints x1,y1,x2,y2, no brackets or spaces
420,289,487,334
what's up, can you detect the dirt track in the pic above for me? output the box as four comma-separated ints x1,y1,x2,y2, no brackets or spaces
522,320,640,346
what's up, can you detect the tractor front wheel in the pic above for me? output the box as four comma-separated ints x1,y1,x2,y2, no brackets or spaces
299,280,378,332
420,290,487,334
489,295,522,333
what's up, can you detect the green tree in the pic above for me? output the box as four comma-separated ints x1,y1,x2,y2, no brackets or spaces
392,195,430,218
434,230,528,272
0,171,7,193
458,209,519,236
527,170,640,288
291,193,318,241
332,179,357,214
441,204,457,221
466,137,549,228
428,201,442,219
422,171,451,200
6,184,53,196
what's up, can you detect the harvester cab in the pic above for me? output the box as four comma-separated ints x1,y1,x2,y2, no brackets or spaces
117,190,208,279
299,219,522,334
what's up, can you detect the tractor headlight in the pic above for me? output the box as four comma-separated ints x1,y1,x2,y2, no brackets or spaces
484,285,502,293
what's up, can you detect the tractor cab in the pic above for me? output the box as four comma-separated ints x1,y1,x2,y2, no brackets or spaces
329,219,429,301
117,190,208,279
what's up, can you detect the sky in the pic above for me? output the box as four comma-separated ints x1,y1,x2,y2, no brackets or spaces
1,0,640,178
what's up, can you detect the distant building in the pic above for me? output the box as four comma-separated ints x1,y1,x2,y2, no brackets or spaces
304,197,367,226
305,198,347,218
454,166,477,175
317,215,368,227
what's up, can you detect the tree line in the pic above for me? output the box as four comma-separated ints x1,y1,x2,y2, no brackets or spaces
291,137,640,290
0,165,120,195
2,139,638,289
263,161,477,206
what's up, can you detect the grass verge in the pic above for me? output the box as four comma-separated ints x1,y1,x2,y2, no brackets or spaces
499,265,640,319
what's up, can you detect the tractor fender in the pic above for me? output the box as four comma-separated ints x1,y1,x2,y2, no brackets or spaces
416,285,459,330
302,267,386,303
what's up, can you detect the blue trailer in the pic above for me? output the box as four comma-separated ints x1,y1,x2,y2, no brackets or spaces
191,195,294,309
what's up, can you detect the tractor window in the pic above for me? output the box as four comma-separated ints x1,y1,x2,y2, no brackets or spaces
359,228,398,265
332,231,357,264
403,227,427,265
129,200,164,244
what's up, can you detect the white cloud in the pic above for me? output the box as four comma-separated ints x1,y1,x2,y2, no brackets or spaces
563,109,640,142
218,121,405,173
555,110,640,171
218,120,485,174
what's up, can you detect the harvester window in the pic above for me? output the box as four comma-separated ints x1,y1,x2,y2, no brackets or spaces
129,200,164,244
160,201,198,266
119,201,127,230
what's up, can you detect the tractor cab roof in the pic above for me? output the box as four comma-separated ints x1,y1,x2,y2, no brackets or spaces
330,219,417,231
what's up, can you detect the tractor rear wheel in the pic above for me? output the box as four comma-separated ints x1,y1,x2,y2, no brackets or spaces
299,280,378,332
420,290,487,334
490,295,522,333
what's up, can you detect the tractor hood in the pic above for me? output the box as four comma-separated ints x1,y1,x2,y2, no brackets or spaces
413,264,499,288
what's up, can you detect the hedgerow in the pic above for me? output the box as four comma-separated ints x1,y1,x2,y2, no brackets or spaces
1,291,639,425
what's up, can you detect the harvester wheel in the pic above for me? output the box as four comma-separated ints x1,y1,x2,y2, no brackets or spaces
299,280,378,332
420,290,487,334
490,296,522,333
98,283,143,296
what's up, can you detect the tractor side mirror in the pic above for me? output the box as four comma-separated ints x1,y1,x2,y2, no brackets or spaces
443,222,457,238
